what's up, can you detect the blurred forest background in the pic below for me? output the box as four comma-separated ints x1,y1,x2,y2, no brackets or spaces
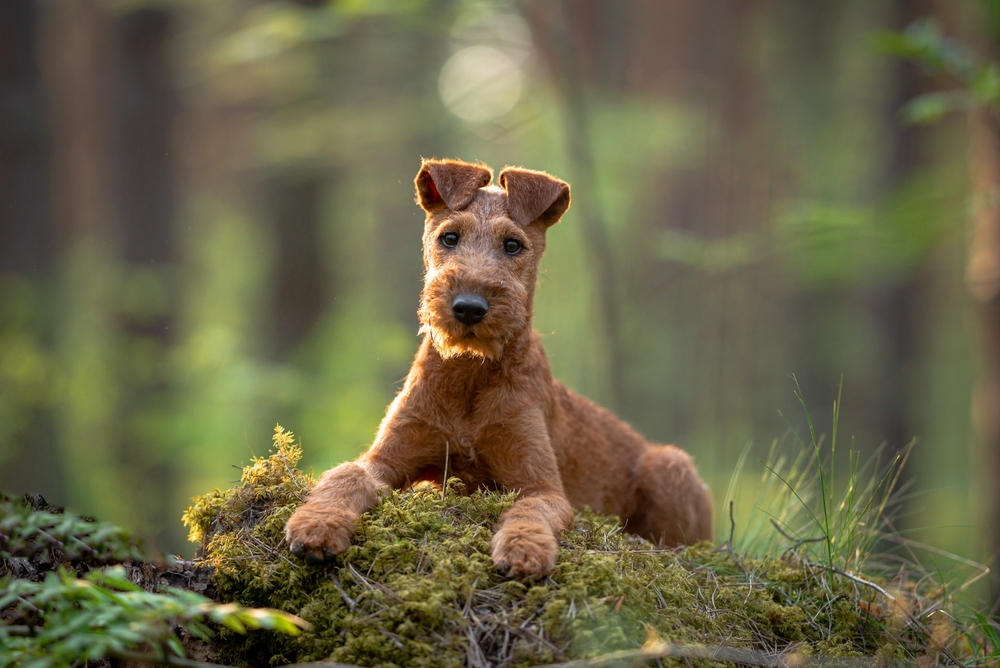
0,0,997,585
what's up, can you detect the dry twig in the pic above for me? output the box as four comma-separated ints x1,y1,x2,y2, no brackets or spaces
808,562,966,668
728,501,751,580
546,640,918,667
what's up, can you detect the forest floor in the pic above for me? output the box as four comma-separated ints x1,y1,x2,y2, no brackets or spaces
1,426,992,667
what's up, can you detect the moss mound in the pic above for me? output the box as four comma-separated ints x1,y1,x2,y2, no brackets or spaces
183,427,938,667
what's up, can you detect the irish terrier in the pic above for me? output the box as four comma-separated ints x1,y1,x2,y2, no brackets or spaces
285,158,713,578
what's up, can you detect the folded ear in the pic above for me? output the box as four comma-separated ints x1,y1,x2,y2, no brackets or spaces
498,167,571,227
415,159,493,213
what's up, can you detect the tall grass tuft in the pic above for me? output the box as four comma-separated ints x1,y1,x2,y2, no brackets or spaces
727,376,911,575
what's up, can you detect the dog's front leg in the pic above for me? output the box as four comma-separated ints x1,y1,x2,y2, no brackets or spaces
483,414,574,579
284,459,383,564
491,489,573,579
285,415,431,564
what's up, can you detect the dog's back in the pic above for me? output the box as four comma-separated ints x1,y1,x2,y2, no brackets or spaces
547,379,713,545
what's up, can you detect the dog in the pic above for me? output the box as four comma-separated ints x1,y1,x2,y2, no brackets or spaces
285,158,713,578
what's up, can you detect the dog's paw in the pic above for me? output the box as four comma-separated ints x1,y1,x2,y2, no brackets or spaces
285,503,356,564
490,523,557,579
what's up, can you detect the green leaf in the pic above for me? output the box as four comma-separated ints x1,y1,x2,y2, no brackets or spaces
166,635,186,658
875,17,976,82
1,565,305,665
871,31,922,58
972,63,1000,106
220,615,248,633
900,90,970,125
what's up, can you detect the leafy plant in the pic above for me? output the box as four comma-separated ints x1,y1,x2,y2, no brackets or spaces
0,565,309,668
0,480,309,668
0,494,142,564
875,17,1000,123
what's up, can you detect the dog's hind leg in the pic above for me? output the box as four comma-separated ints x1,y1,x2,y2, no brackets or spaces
623,445,713,547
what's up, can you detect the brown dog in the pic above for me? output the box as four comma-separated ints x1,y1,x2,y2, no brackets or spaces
285,158,713,578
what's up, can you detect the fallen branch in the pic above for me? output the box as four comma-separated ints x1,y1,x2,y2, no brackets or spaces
3,629,234,668
112,649,234,668
547,640,917,667
5,624,933,668
5,625,363,668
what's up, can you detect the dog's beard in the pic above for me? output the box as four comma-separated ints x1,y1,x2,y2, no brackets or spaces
417,278,528,361
420,324,506,360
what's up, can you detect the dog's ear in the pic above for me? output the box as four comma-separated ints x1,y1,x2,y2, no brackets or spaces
498,167,571,227
415,159,493,213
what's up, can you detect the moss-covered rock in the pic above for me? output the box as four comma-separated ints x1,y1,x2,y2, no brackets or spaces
182,426,935,667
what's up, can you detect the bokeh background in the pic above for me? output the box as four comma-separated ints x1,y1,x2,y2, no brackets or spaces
0,0,996,583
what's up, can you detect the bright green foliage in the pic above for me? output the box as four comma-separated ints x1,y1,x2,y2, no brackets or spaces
0,565,308,668
1,476,308,668
0,494,142,563
185,426,939,667
876,17,1000,123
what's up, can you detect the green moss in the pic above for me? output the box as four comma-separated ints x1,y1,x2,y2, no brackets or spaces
183,426,940,667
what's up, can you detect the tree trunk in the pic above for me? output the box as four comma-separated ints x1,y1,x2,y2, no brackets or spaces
519,0,627,411
37,0,128,526
966,106,1000,601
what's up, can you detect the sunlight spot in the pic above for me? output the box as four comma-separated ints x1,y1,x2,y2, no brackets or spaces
438,46,522,124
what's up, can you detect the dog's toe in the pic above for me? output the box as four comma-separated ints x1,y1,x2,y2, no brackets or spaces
285,503,356,563
490,523,557,579
303,549,327,565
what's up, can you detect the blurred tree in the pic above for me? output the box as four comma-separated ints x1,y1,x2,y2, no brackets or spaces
879,0,1000,596
0,0,50,275
114,6,181,541
38,0,129,525
969,101,1000,597
521,0,627,411
0,1,57,493
269,178,325,357
525,0,934,465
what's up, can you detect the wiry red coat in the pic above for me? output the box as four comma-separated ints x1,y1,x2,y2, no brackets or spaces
285,158,713,578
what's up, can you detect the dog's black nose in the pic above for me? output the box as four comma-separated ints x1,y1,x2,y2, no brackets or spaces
452,293,488,326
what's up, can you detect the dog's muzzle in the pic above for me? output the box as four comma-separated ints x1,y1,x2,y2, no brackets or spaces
452,293,488,326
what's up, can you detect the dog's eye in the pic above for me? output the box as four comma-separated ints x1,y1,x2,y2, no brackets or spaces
503,239,522,255
441,232,459,248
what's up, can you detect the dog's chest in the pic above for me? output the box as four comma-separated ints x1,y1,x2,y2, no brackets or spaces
416,361,534,474
448,437,482,480
425,377,508,445
440,426,480,465
429,414,503,484
414,433,493,491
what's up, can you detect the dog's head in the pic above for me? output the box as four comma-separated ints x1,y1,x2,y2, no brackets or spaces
414,158,570,360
